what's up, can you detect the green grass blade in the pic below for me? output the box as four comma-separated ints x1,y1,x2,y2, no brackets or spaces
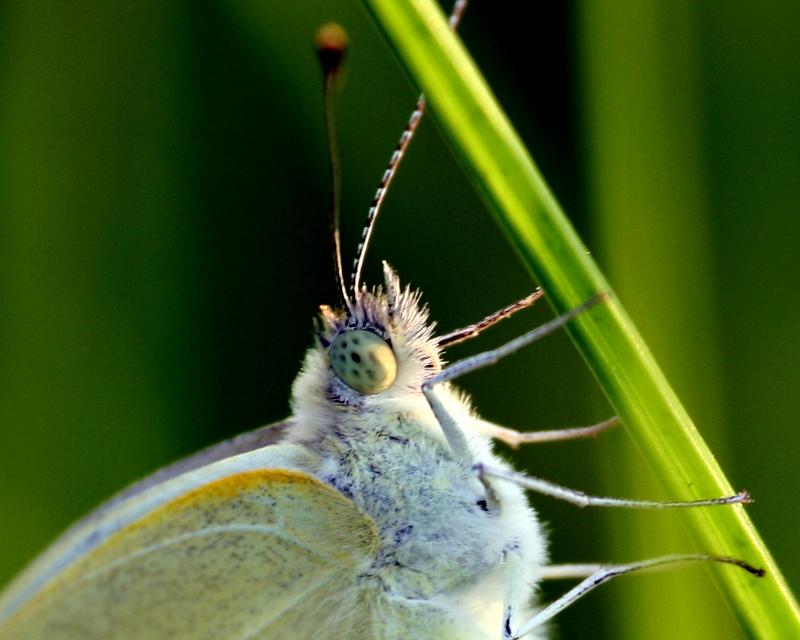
361,0,800,637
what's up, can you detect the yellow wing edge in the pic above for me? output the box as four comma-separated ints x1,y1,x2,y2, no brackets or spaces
0,442,379,625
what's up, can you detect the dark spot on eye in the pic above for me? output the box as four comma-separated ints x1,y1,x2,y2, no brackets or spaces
341,340,348,347
366,369,375,378
338,354,345,362
476,499,489,512
351,369,360,376
351,352,362,363
352,337,360,345
368,352,379,363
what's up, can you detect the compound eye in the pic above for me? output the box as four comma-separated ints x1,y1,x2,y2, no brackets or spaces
329,330,397,394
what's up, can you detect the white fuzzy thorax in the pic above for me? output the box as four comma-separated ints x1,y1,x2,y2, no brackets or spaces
284,265,548,639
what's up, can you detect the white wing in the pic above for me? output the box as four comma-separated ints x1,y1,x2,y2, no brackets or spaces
0,443,380,640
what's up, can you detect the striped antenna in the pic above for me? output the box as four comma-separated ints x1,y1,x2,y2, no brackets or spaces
315,23,351,308
349,0,469,299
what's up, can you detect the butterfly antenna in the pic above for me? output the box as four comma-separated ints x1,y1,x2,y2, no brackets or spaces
315,23,351,309
349,0,469,299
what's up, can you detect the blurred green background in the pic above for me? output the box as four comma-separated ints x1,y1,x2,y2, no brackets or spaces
0,1,797,638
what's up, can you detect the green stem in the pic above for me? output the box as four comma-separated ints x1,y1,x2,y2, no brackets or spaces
361,0,800,637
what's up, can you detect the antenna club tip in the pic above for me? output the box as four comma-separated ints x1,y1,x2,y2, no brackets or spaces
315,22,349,74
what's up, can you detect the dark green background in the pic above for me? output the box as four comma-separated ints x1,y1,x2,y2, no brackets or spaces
0,2,797,638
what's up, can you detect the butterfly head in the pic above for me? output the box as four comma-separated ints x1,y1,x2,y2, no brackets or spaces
295,262,443,411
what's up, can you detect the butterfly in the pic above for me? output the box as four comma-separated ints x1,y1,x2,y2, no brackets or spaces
0,3,761,639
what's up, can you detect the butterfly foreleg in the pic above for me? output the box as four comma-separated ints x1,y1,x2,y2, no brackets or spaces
436,290,544,348
423,295,608,462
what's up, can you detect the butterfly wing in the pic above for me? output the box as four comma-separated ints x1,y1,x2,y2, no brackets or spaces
0,443,380,640
0,420,293,616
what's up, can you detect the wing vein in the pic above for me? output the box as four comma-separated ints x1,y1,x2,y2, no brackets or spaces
239,572,344,640
70,523,347,589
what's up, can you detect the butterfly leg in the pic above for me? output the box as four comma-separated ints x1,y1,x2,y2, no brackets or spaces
475,463,751,509
474,416,619,448
423,294,607,461
437,289,544,348
508,555,764,639
537,563,607,580
500,546,530,640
